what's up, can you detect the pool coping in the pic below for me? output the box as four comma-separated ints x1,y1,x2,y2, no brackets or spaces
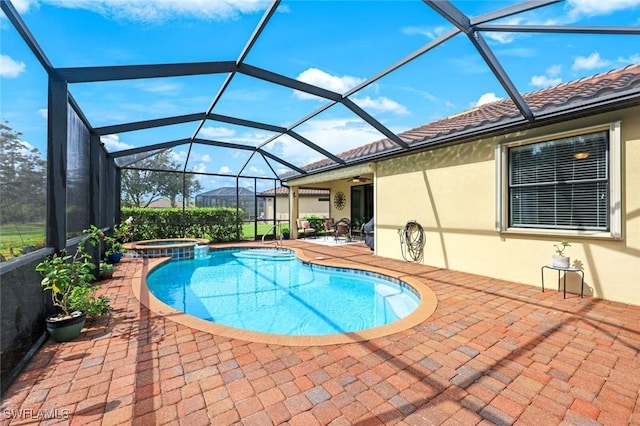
130,245,438,346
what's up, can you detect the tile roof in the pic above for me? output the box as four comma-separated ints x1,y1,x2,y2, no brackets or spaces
196,187,256,197
259,186,330,196
292,63,640,176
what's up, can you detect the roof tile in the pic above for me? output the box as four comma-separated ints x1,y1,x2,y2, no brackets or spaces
292,64,640,177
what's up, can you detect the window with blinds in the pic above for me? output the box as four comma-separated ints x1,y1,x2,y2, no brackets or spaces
508,131,609,231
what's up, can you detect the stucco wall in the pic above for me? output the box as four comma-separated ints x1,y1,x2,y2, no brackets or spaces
375,107,640,306
266,196,329,220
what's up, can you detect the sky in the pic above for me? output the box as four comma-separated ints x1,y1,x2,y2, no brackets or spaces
2,0,640,193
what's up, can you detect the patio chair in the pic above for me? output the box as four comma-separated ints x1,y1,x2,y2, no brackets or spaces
296,219,316,239
323,218,336,240
335,218,351,241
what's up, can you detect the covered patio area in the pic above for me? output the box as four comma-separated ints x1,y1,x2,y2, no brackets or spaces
2,240,638,425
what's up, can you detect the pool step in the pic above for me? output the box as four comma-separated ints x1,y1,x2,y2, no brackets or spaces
375,284,417,318
232,249,295,260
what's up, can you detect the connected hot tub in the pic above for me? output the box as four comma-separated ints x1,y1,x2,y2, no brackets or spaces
126,238,210,260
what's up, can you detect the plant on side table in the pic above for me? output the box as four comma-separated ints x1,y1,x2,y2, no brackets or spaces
552,240,571,268
36,227,111,342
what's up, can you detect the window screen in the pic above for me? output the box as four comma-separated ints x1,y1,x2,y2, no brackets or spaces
508,131,609,231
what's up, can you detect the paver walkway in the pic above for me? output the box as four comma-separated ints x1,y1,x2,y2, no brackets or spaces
1,241,639,425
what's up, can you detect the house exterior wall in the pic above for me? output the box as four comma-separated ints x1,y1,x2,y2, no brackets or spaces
375,106,640,306
266,195,329,220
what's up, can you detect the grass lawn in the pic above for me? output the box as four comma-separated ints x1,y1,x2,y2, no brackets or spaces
0,222,46,260
0,222,290,258
241,223,287,239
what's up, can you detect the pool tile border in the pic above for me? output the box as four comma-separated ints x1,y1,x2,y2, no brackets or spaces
130,245,438,346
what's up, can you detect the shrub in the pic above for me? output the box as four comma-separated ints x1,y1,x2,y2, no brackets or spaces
121,207,244,242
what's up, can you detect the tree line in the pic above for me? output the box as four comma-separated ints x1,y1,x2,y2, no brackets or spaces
0,122,46,225
1,121,204,225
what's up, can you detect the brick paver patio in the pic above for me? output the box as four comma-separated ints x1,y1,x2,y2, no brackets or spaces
2,241,639,425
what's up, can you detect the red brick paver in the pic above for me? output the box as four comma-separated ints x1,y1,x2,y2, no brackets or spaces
1,241,639,425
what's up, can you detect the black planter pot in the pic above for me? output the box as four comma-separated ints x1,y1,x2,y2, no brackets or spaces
46,312,86,342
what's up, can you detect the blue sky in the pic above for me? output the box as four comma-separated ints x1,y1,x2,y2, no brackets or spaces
2,0,640,192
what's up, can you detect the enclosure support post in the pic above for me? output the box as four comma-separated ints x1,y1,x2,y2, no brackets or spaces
46,77,68,251
113,162,121,228
89,133,101,227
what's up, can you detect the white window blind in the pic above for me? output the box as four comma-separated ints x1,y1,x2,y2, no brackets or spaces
508,131,609,231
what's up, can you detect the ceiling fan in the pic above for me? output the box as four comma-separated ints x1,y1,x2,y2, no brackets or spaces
346,176,370,183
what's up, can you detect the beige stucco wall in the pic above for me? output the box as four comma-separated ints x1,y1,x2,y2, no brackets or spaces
265,195,330,220
375,106,640,306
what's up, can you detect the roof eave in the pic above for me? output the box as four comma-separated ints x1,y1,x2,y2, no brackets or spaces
281,91,639,182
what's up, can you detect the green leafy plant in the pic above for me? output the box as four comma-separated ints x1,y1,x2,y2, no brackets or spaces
35,226,110,319
303,216,323,234
120,207,244,242
554,240,571,257
100,263,114,272
104,217,134,256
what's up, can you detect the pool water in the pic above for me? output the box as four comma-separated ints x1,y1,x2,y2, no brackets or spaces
146,248,420,336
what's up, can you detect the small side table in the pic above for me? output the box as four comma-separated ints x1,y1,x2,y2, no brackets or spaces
541,265,584,299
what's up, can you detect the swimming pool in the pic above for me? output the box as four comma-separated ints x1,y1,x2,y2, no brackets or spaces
146,248,421,336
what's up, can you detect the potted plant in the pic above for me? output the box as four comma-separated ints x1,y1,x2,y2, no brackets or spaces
104,217,134,264
281,226,290,240
36,227,111,342
552,240,571,268
99,263,114,280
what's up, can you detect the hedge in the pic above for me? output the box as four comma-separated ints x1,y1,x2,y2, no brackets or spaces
121,207,244,242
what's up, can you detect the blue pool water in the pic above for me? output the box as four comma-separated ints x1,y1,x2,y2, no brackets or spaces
146,248,420,336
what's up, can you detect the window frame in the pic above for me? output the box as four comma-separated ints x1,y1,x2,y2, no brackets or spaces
495,121,622,239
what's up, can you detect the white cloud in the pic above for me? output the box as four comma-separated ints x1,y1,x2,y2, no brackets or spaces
172,150,212,165
530,64,563,88
352,96,409,115
402,25,449,40
546,64,563,77
38,108,48,119
266,117,389,166
483,17,525,44
618,53,640,64
199,126,236,139
190,163,207,174
247,166,264,176
40,0,268,24
294,68,408,116
294,68,364,99
100,134,134,151
567,0,640,18
530,75,562,88
9,0,37,14
0,55,26,78
475,93,502,107
572,52,611,71
218,165,232,174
